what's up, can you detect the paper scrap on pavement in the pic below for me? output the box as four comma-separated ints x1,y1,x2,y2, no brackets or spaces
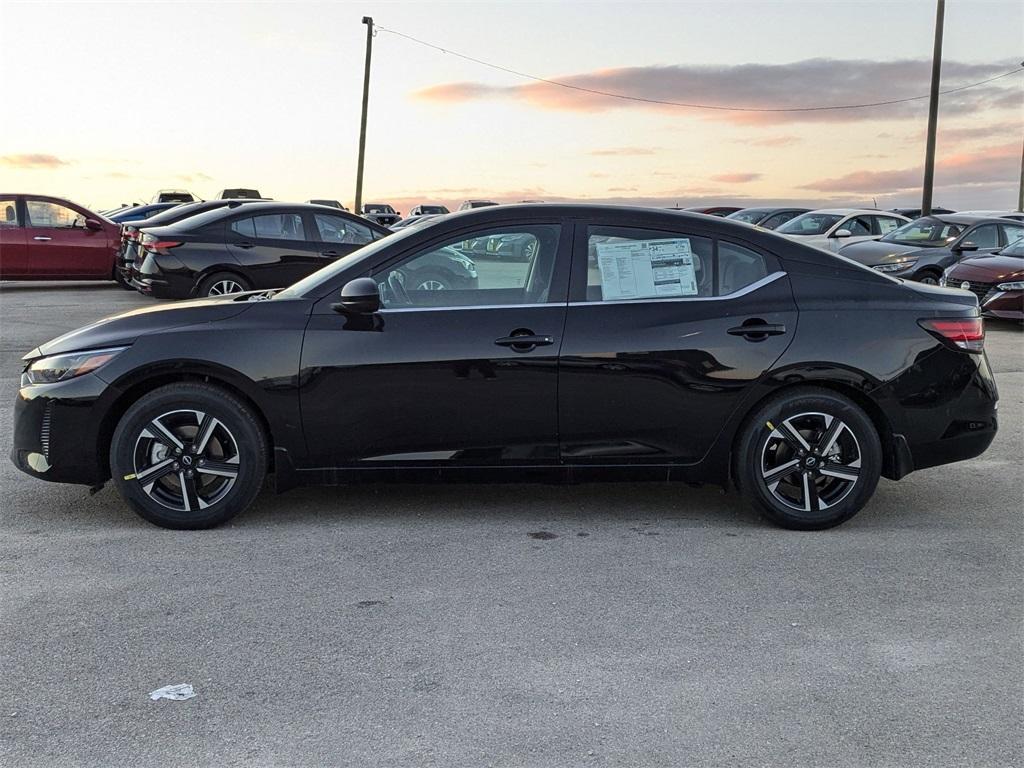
148,683,196,701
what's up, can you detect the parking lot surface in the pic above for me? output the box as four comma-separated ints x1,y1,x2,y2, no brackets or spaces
1,282,1021,767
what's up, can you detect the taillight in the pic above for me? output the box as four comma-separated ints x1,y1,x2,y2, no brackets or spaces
126,230,139,241
919,317,985,353
141,236,182,254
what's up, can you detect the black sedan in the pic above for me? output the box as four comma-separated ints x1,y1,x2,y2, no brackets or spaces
116,199,265,286
726,207,811,230
838,214,1024,284
131,203,394,299
11,205,996,531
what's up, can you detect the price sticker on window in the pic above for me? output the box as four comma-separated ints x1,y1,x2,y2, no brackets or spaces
595,238,698,300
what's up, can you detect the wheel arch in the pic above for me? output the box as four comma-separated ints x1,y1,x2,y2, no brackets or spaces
724,376,899,487
97,362,276,479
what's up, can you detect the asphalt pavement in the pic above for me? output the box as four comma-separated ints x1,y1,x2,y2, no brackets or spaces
1,282,1021,767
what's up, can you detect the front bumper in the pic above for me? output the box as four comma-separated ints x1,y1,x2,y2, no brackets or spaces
10,373,119,486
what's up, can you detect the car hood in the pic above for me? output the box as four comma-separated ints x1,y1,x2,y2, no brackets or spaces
26,297,254,360
837,239,925,264
946,255,1024,283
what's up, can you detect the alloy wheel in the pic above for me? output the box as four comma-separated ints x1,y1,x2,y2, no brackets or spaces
208,279,244,296
131,409,240,512
417,279,446,290
759,412,861,513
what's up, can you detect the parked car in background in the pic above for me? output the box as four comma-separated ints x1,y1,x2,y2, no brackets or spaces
11,204,997,531
838,215,1024,284
0,194,123,283
726,207,811,230
958,210,1024,222
216,189,265,200
306,199,348,211
108,202,181,224
890,207,955,218
361,203,401,227
410,204,449,216
132,202,391,299
682,206,743,217
151,189,198,204
116,199,262,287
940,234,1024,321
457,200,498,211
775,209,910,252
390,214,443,231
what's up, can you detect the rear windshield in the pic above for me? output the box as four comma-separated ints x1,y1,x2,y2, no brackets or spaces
727,209,769,224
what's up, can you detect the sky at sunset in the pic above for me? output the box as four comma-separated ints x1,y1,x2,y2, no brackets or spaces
1,0,1021,213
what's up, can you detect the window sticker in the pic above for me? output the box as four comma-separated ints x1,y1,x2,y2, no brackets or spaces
595,238,698,300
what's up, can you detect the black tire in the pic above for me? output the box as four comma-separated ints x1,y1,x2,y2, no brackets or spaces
734,387,882,530
198,271,250,298
114,268,134,290
915,270,941,286
110,383,267,529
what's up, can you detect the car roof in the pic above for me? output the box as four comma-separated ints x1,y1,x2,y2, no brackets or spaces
806,208,898,215
932,214,1011,225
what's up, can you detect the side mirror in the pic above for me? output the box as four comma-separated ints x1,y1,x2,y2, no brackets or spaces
85,218,103,231
833,228,853,238
956,241,978,252
333,277,380,314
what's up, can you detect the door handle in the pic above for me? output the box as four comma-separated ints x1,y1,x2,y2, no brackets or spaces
236,242,255,249
321,250,341,258
494,332,554,352
727,321,786,341
33,236,52,241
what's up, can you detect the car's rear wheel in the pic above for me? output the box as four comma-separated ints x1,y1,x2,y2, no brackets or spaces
110,383,267,529
199,272,250,298
735,388,882,530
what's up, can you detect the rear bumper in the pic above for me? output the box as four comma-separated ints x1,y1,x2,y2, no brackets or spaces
882,347,998,476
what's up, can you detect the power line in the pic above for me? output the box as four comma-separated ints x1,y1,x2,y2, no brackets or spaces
375,24,1023,114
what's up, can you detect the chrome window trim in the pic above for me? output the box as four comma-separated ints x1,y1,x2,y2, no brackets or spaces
569,271,786,307
380,302,558,313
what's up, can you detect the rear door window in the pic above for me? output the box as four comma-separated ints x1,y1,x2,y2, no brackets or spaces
0,199,19,227
253,213,305,241
999,223,1024,246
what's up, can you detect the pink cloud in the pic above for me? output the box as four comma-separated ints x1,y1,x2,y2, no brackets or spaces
710,172,762,183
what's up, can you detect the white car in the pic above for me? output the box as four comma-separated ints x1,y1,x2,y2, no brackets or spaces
775,209,910,252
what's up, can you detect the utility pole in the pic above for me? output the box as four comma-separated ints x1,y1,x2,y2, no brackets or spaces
920,0,945,217
1018,133,1023,212
354,16,374,215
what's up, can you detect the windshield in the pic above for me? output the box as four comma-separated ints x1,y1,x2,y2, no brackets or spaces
776,213,843,236
274,226,423,299
727,209,768,224
366,204,394,213
1000,235,1024,257
881,217,963,247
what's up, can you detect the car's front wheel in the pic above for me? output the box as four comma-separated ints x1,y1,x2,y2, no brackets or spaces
110,383,267,529
735,387,882,530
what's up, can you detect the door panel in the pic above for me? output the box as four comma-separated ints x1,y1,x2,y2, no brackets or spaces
560,225,798,464
300,306,565,466
226,212,322,288
24,199,111,277
0,198,28,278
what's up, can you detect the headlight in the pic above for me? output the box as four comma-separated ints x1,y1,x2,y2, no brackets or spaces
873,259,917,273
25,347,126,385
996,281,1024,291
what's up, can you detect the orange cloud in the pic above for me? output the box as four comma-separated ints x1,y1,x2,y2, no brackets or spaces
801,142,1018,193
0,153,70,169
412,59,1022,125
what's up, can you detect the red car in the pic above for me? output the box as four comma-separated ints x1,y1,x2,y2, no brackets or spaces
0,194,123,283
941,235,1024,321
